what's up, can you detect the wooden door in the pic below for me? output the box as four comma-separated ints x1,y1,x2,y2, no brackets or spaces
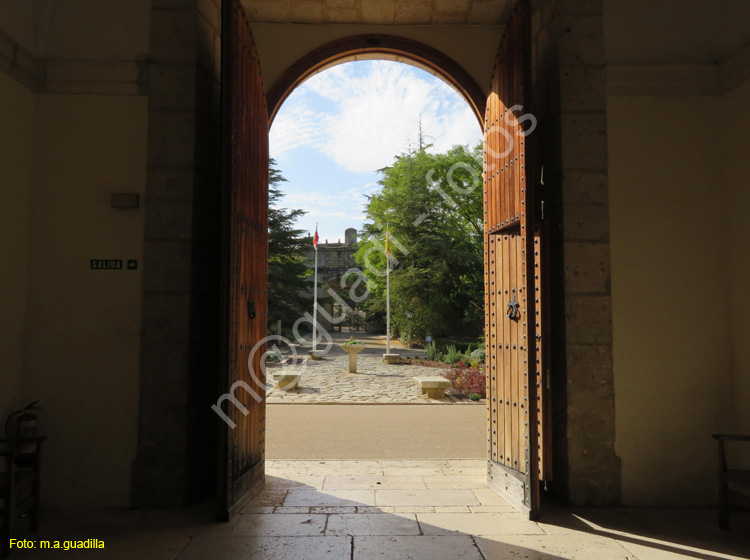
483,0,548,519
217,0,269,521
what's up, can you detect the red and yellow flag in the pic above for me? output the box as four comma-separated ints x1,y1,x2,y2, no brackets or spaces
313,224,319,249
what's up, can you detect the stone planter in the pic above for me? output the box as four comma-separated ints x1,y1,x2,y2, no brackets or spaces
308,350,325,360
340,344,366,373
383,353,400,365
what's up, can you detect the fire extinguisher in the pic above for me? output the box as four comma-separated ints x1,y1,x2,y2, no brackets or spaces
4,400,41,468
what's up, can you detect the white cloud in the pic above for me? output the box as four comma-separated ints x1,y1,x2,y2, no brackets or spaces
305,209,351,219
269,105,331,157
345,182,379,196
270,60,482,174
283,191,341,207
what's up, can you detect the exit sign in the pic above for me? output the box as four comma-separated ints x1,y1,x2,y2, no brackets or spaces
90,259,123,270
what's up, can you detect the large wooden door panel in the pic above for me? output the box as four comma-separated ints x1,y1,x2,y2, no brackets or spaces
483,0,546,519
218,0,269,521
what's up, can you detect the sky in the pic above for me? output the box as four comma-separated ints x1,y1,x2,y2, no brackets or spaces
269,60,483,243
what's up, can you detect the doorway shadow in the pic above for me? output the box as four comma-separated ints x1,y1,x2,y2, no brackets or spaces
11,473,748,559
176,473,575,559
178,472,750,560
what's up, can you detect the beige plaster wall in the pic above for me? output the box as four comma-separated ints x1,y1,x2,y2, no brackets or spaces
21,94,147,507
0,0,151,507
0,71,35,420
0,1,36,52
252,23,503,97
608,92,743,504
724,80,750,455
604,0,749,65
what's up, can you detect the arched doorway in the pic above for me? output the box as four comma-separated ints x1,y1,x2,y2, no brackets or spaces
217,0,547,521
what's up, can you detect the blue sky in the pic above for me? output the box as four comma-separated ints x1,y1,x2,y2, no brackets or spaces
269,60,482,243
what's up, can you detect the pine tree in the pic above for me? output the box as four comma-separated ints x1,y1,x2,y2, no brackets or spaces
268,159,313,328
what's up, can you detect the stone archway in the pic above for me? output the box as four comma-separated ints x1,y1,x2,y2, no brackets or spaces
266,34,487,127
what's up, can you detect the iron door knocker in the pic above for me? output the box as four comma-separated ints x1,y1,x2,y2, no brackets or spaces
507,294,520,320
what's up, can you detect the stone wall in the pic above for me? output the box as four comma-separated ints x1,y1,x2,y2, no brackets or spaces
531,0,620,505
133,0,223,507
303,237,360,332
305,241,359,285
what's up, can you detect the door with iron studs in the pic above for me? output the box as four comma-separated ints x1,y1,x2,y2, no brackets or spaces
217,0,269,521
483,0,550,519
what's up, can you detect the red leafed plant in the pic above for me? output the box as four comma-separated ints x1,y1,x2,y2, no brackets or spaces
443,362,486,398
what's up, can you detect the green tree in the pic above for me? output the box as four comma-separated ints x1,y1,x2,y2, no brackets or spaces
354,142,484,339
268,159,313,327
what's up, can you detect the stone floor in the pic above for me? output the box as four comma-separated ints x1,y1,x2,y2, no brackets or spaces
267,332,476,405
10,460,750,559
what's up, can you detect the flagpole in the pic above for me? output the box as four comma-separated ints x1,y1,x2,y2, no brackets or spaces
386,222,391,355
313,223,318,352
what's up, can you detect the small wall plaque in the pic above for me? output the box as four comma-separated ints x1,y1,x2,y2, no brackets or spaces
111,193,140,209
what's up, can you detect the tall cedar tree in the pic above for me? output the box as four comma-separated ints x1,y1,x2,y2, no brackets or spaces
354,143,484,339
268,159,313,328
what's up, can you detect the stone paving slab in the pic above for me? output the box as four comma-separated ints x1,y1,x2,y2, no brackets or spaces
10,460,750,559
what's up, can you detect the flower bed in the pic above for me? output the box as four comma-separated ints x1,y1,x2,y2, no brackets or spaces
442,362,486,400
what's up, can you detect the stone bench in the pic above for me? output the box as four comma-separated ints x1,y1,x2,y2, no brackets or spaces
413,376,451,399
274,367,302,391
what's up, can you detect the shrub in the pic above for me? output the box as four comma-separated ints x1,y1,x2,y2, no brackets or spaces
444,344,463,365
470,347,486,364
425,341,441,361
469,393,481,401
443,364,486,397
266,348,283,363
